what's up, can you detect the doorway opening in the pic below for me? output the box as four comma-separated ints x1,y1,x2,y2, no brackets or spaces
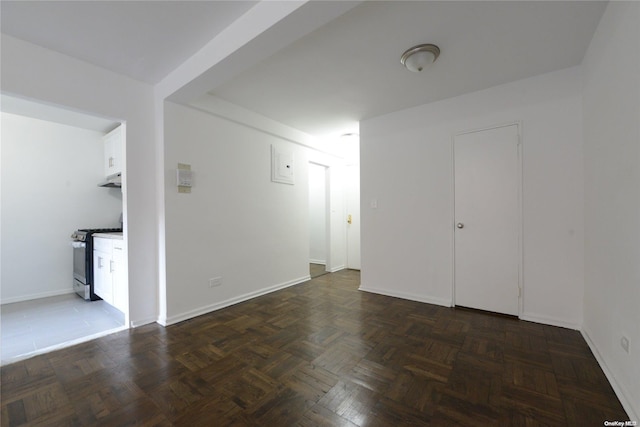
308,162,330,278
345,162,361,270
0,94,129,365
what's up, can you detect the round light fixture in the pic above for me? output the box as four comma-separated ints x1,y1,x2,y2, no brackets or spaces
400,44,440,72
341,133,359,139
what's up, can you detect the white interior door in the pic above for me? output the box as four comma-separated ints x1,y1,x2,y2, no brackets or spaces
346,163,361,270
454,124,520,316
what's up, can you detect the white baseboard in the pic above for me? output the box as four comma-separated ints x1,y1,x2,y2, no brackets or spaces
519,312,581,330
582,327,639,423
358,286,452,308
328,265,345,273
160,275,311,326
130,316,158,328
309,259,326,265
1,288,75,305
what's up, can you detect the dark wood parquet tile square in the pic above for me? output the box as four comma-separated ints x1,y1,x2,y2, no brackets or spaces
248,386,312,426
284,363,338,402
1,270,629,426
368,396,434,427
316,380,379,426
385,371,444,415
346,358,395,394
171,394,241,427
299,403,359,427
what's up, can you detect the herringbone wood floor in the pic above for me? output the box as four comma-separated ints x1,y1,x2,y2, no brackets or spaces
1,270,628,426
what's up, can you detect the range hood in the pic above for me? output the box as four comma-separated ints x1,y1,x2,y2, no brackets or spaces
98,173,122,188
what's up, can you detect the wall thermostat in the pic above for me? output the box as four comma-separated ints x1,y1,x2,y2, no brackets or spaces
177,163,193,193
176,168,193,187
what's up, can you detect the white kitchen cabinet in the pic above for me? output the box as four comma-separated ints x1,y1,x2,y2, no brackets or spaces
103,125,123,177
111,239,127,313
93,236,127,313
93,241,113,305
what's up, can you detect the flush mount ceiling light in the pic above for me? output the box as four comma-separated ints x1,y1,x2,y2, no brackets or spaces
341,133,359,139
400,44,440,72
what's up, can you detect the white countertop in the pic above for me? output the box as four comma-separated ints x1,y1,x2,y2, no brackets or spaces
92,232,123,240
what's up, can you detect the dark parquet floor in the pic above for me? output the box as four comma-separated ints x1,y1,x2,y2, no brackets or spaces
1,270,628,426
310,263,329,279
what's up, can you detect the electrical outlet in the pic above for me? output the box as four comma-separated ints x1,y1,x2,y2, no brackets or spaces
620,336,630,354
209,277,222,288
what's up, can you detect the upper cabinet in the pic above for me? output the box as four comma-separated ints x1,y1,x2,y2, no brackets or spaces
104,125,123,177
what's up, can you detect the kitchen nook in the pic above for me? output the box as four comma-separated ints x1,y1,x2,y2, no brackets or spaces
1,97,128,365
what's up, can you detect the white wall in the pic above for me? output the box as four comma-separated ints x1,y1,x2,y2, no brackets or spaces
162,101,346,324
1,35,157,326
582,2,640,420
308,162,327,264
0,113,122,303
360,66,584,328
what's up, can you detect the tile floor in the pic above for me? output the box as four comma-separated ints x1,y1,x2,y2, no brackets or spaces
1,293,125,365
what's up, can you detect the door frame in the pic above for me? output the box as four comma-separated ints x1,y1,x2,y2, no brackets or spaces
451,121,524,317
308,161,331,273
345,162,361,270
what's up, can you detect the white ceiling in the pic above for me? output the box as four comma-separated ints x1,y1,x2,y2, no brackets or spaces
211,1,607,136
0,1,257,84
0,1,607,138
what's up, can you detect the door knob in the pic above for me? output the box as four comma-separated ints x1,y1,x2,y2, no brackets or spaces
456,223,464,229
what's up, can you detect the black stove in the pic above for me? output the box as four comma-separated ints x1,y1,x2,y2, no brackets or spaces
71,228,123,242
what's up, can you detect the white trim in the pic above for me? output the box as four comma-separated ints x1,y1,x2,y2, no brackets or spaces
308,160,332,273
309,259,326,265
328,265,345,273
324,164,332,274
519,313,580,330
187,97,343,159
359,286,452,308
582,327,639,422
129,316,158,328
156,315,169,327
517,121,525,317
450,134,456,306
0,288,75,305
158,275,311,326
454,121,522,138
